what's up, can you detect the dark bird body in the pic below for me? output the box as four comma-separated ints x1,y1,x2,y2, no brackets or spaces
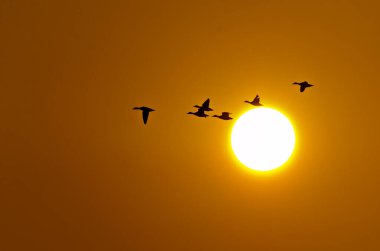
293,81,313,92
187,107,208,118
194,98,213,111
213,112,233,120
245,95,263,106
133,106,155,124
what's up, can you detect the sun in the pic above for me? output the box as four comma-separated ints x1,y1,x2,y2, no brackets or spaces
231,107,295,171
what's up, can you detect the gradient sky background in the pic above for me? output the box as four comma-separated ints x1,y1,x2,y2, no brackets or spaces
1,0,380,250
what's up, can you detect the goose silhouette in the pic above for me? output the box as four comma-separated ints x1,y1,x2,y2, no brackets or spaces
245,95,263,106
293,81,313,92
194,98,213,111
133,106,155,124
187,107,208,118
213,112,233,120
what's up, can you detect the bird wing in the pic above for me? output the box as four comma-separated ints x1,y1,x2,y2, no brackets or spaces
202,98,210,108
222,112,230,116
300,85,306,92
197,107,207,116
254,95,260,103
142,110,150,124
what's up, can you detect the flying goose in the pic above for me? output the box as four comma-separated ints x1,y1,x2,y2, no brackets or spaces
213,112,233,120
194,98,213,111
293,81,313,92
244,95,263,106
133,106,155,124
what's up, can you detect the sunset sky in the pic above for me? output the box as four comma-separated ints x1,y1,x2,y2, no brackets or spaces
1,0,380,250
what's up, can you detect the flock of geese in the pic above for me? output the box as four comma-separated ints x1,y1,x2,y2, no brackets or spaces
134,81,314,125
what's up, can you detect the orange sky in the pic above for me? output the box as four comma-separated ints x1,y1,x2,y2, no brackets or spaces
1,0,380,250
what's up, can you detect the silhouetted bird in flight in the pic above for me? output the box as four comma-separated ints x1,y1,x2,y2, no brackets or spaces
187,107,208,118
213,112,233,120
293,81,313,92
133,106,155,125
245,95,263,106
194,98,213,111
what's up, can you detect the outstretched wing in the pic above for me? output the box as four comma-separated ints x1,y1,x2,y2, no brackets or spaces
142,110,150,124
254,95,260,103
300,85,306,92
202,98,210,108
222,112,230,116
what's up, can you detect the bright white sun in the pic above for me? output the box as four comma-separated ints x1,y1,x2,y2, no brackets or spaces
231,107,295,171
